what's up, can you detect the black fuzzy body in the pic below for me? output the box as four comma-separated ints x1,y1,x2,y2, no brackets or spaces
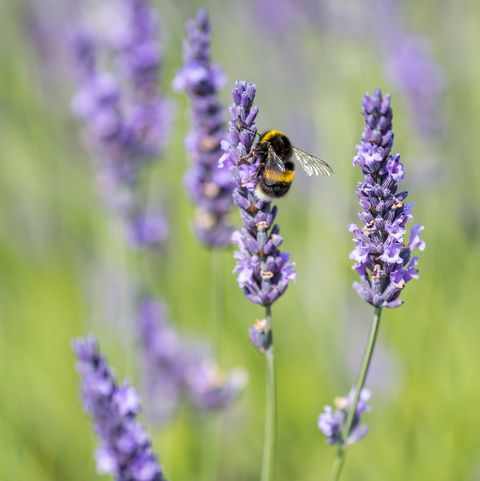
254,130,295,200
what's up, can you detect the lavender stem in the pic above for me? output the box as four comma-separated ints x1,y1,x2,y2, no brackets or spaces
261,305,276,481
210,250,224,353
329,307,382,481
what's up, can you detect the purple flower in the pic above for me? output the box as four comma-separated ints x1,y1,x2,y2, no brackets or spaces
384,31,444,139
73,335,166,481
249,318,272,353
184,361,248,411
138,298,246,422
70,0,171,250
138,299,185,424
349,89,425,308
220,81,296,306
318,388,371,446
173,9,233,248
127,209,169,250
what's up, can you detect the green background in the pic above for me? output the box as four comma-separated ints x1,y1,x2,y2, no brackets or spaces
1,0,479,480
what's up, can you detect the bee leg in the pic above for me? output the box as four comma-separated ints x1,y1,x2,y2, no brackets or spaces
240,169,260,186
238,152,255,165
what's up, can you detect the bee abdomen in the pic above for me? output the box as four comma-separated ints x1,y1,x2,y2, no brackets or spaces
255,178,293,201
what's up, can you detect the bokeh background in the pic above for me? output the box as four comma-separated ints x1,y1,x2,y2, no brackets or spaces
1,0,480,480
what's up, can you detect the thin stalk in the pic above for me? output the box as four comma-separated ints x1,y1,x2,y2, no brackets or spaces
210,250,224,353
329,306,383,481
261,305,276,481
201,251,225,481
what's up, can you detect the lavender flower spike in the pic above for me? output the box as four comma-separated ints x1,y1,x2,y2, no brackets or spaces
73,335,166,481
173,9,233,248
318,388,371,446
138,297,247,420
220,81,296,306
349,89,425,308
71,0,172,250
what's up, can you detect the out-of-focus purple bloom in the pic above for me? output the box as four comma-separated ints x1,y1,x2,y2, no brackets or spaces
368,0,445,138
138,299,184,423
384,32,444,138
70,0,171,250
127,209,169,250
349,89,425,308
318,388,371,446
173,9,233,248
219,81,296,306
138,298,246,422
73,335,166,481
184,361,248,411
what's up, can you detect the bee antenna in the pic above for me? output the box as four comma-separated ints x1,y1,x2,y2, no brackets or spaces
235,122,261,138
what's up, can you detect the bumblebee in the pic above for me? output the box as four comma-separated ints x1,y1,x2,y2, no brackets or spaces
242,129,334,201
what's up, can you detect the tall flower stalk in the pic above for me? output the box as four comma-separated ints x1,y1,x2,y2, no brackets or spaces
173,7,233,361
325,89,425,481
220,81,296,481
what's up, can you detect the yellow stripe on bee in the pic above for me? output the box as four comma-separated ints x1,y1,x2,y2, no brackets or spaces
265,169,296,183
261,130,287,143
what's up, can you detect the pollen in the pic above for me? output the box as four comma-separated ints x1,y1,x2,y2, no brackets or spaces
260,270,274,279
256,220,268,231
199,135,219,152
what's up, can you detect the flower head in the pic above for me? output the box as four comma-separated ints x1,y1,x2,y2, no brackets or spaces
349,89,425,308
138,298,246,422
220,81,296,306
71,0,172,250
174,9,233,248
318,388,371,446
73,335,166,481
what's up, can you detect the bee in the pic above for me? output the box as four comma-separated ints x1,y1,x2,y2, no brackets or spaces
240,129,334,201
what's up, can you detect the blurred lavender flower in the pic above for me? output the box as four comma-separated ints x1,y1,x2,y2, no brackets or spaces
138,298,184,423
383,32,444,138
184,360,248,411
370,0,445,138
71,0,171,250
348,89,425,308
138,298,246,422
173,9,233,248
318,388,371,446
73,335,166,481
220,81,296,306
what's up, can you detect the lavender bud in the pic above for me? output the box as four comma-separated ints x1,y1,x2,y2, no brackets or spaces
249,318,272,353
318,388,371,446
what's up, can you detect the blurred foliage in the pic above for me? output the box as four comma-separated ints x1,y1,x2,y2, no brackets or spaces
1,0,480,481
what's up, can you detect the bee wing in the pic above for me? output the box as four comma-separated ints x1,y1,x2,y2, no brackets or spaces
292,147,334,176
263,146,287,185
266,145,286,173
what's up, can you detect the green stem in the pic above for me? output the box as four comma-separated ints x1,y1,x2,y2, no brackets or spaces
328,306,383,481
261,305,276,481
210,250,223,354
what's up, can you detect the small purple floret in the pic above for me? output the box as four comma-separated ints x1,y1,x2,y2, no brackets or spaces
220,81,296,306
349,89,425,308
318,388,371,446
73,335,166,481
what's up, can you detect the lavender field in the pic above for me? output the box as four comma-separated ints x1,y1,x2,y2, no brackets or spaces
1,1,479,481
